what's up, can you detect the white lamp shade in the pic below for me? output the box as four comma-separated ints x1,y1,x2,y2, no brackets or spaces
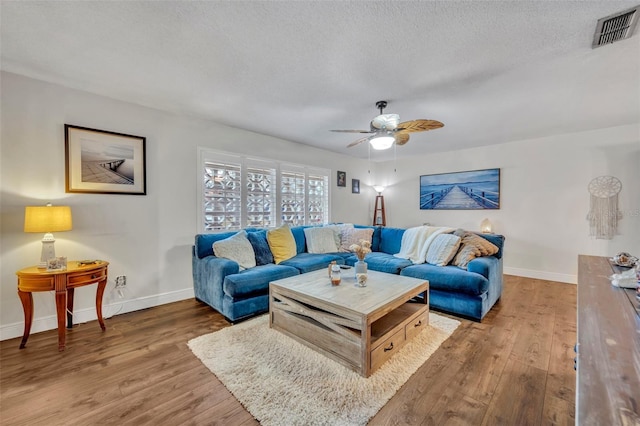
369,135,395,150
373,186,385,194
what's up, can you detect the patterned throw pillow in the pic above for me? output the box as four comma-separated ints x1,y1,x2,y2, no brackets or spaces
425,234,461,266
323,223,354,247
339,227,374,252
304,227,339,254
452,229,499,269
267,224,297,264
212,230,256,270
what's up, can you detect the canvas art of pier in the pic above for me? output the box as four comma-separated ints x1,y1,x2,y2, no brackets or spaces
420,169,500,210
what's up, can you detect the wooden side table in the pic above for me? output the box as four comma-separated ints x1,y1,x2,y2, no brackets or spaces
16,260,109,351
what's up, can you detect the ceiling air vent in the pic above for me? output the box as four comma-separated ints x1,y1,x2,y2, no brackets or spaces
592,6,639,48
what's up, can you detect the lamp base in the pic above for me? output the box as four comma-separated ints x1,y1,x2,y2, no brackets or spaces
39,234,56,268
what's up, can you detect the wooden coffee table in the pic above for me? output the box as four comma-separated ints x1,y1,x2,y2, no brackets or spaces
269,269,429,377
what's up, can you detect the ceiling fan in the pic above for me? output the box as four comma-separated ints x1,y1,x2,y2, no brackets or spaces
331,101,444,150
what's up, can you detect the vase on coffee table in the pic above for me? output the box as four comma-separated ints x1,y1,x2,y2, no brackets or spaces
355,260,368,287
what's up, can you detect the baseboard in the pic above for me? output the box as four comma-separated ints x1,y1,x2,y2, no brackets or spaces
504,267,577,284
0,287,195,342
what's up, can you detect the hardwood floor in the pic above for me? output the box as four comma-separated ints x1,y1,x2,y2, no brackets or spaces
0,275,576,425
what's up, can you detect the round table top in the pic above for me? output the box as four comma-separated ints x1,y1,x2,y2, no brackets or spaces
16,260,109,276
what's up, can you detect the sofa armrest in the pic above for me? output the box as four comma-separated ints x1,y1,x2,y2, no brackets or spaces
467,256,496,280
192,247,240,309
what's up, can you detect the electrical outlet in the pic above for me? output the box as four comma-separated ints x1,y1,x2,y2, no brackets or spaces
115,275,127,288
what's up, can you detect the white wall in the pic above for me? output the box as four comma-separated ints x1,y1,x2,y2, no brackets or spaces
376,124,640,282
0,72,373,340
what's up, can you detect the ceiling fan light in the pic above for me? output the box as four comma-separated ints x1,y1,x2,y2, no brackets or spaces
369,135,395,150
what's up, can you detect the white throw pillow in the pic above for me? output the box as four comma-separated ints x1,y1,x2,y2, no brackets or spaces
304,227,339,254
213,230,256,270
426,234,461,266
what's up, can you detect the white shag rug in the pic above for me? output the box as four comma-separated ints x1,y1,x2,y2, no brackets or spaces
188,313,459,426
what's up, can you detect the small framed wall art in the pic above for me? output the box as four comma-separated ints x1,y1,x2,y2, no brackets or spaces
65,125,147,195
352,179,360,194
337,171,346,187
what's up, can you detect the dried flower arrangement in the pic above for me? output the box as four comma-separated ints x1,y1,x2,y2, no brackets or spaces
349,240,371,261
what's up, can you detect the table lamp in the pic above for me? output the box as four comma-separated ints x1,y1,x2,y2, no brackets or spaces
480,218,493,233
24,204,72,267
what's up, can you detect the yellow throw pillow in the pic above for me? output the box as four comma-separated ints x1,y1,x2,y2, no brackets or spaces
267,224,297,264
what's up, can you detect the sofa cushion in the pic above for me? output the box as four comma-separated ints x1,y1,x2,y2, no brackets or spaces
195,231,238,259
195,228,262,259
339,227,374,252
246,230,274,266
426,234,461,266
223,264,300,299
401,264,489,296
267,224,297,264
379,227,405,255
280,252,345,274
348,252,413,275
290,225,311,254
452,230,499,269
478,233,504,259
304,227,339,253
213,231,256,270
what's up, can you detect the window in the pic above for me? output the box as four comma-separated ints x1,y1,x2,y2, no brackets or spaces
199,149,330,232
203,160,241,231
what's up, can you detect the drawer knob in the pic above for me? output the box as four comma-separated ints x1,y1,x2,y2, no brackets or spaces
91,274,97,279
384,342,394,352
414,320,422,327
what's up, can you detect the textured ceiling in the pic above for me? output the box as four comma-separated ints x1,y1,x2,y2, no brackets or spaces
2,1,639,160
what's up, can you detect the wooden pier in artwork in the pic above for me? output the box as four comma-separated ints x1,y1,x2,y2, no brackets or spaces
420,185,499,209
81,159,133,185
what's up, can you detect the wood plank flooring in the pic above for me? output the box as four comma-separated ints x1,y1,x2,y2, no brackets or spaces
0,275,576,425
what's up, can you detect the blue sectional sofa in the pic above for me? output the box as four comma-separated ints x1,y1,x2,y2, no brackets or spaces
192,225,505,322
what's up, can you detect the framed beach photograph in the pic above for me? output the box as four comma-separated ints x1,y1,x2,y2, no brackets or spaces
352,179,360,194
337,171,346,187
420,168,500,210
65,125,147,195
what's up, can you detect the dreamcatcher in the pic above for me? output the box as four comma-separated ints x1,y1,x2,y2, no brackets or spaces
587,176,622,239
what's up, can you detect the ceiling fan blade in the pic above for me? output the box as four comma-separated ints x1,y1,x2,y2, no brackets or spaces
397,119,444,133
395,132,410,145
346,135,371,148
371,114,400,130
330,129,373,134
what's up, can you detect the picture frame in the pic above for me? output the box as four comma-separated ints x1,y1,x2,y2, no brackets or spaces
420,168,500,210
352,179,360,194
337,171,346,187
65,124,147,195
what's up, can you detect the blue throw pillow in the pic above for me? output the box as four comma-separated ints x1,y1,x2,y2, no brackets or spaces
247,230,274,265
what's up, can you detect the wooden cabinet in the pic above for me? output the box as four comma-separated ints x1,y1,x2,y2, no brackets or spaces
576,255,640,425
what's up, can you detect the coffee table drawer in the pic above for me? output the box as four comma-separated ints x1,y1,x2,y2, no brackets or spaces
405,311,429,341
371,328,406,371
